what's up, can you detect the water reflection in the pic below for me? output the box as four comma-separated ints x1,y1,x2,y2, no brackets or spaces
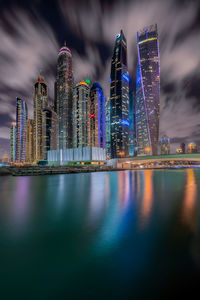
89,172,107,222
140,170,153,228
10,177,31,233
118,171,130,210
182,169,197,230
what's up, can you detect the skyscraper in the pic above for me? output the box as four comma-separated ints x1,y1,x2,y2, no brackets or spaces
33,75,48,161
73,80,90,148
105,97,111,158
110,30,129,158
129,86,134,156
56,43,74,149
135,24,160,156
10,122,16,162
160,136,170,155
42,107,57,160
26,119,35,163
88,83,106,149
16,97,27,163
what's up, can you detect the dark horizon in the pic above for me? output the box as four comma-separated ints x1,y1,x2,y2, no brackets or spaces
1,0,200,156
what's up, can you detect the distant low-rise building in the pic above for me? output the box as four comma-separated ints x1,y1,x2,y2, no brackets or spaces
187,142,197,154
160,136,170,155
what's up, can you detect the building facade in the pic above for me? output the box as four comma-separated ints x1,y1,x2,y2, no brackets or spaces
160,136,170,155
129,87,134,156
105,97,111,158
42,107,57,160
16,97,28,163
56,44,74,149
88,83,106,149
73,80,90,148
110,30,129,158
10,122,16,162
26,119,35,163
187,142,197,154
135,24,160,156
33,75,48,161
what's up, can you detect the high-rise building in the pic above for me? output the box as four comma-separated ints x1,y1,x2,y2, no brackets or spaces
10,122,16,162
56,43,74,149
88,83,106,149
26,119,35,163
110,30,129,158
135,24,160,156
129,87,134,156
42,107,57,160
33,75,48,161
16,97,28,163
105,97,111,158
73,80,90,148
160,136,170,155
54,80,57,113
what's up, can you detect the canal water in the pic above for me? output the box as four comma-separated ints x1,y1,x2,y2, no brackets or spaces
0,169,200,299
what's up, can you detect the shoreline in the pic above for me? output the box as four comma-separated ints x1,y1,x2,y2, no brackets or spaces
0,165,198,176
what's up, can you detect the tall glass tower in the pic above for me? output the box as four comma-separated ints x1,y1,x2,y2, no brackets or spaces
129,88,134,156
110,30,129,158
10,122,16,162
33,75,48,161
105,97,111,158
73,80,90,148
88,83,106,149
136,24,160,156
26,119,34,163
16,98,27,163
42,107,57,160
56,44,74,150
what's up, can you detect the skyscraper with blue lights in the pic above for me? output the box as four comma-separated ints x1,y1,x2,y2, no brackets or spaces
88,83,106,149
110,30,129,158
16,97,27,163
129,88,134,156
135,24,160,156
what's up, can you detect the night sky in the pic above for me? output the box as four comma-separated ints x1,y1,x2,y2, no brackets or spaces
0,0,200,156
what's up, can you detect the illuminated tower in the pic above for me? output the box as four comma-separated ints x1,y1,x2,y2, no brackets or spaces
56,43,74,149
42,107,57,160
160,136,170,155
73,80,90,148
136,24,160,156
129,86,134,156
88,83,106,149
10,122,16,162
16,98,28,163
105,97,111,158
33,75,48,161
110,30,129,158
26,119,34,163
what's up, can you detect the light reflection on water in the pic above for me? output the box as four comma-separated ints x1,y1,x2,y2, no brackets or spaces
140,170,153,228
182,168,197,230
0,170,200,299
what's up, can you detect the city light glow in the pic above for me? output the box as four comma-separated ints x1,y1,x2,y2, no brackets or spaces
122,73,130,82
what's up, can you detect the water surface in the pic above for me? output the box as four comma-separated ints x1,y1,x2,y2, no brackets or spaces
0,169,200,299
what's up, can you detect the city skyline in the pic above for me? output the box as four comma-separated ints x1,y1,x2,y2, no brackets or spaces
1,0,200,156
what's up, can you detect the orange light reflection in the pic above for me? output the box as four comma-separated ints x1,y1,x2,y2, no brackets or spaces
140,170,153,228
182,169,197,230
